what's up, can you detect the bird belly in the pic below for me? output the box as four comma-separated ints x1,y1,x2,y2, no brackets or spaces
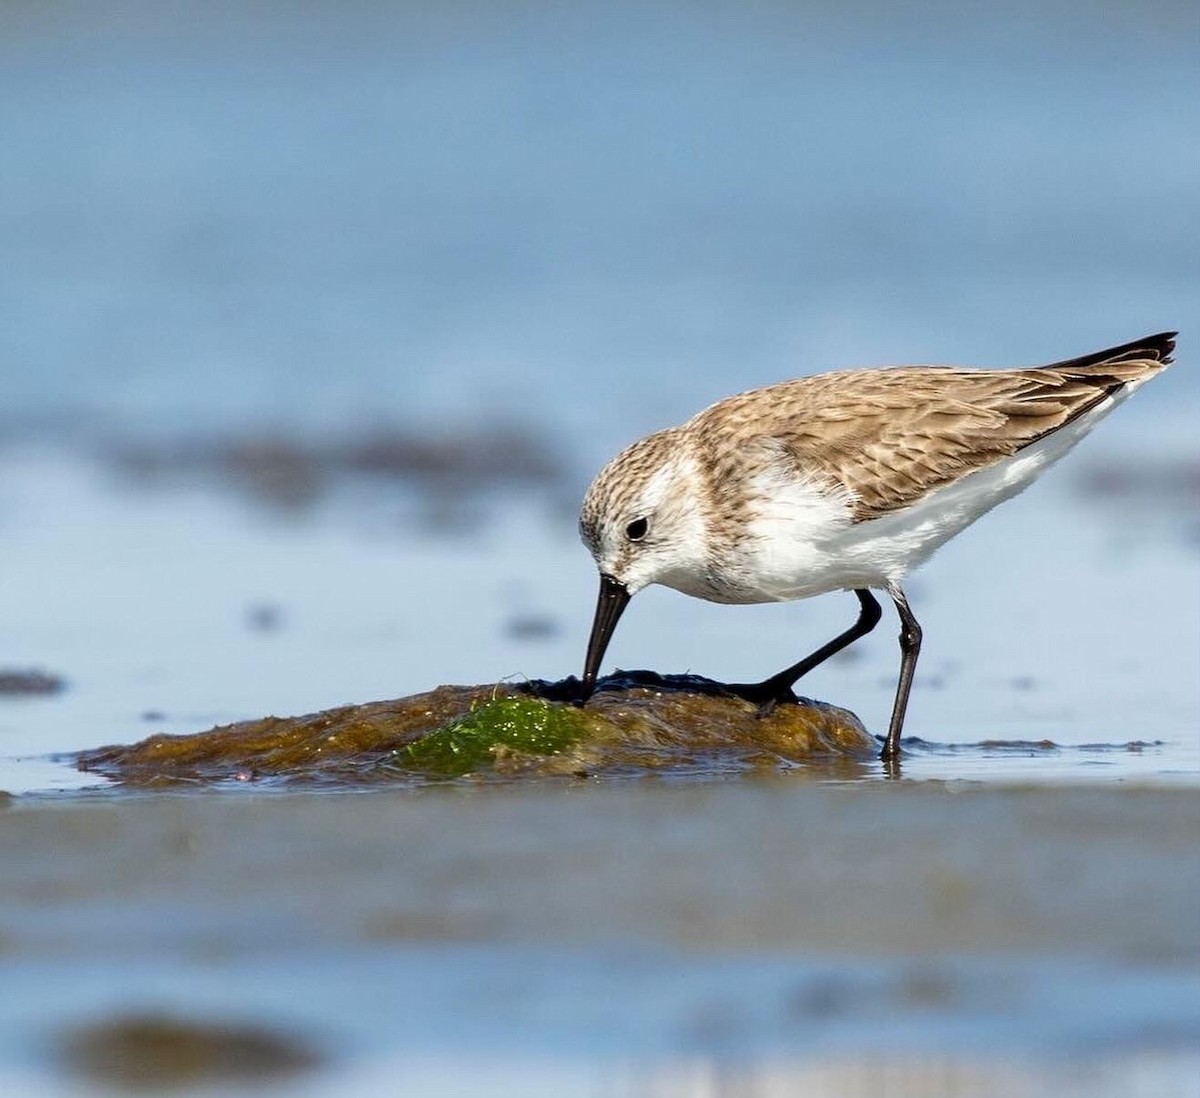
724,391,1127,602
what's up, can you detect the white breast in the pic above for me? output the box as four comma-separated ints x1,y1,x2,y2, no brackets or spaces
728,472,857,603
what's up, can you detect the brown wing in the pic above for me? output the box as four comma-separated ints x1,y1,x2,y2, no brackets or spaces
694,332,1176,522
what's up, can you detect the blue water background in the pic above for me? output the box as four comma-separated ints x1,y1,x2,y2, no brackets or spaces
0,10,1198,1094
0,0,1196,464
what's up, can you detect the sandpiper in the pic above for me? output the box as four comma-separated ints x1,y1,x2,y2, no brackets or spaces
577,332,1176,761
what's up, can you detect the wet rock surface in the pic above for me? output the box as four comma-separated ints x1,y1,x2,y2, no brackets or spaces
75,673,875,788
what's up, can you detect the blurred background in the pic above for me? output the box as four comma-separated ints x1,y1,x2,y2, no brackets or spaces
0,0,1196,762
1,4,1198,1095
2,1,1196,443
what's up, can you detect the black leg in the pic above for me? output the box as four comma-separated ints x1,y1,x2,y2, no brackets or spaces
881,586,922,762
727,589,882,712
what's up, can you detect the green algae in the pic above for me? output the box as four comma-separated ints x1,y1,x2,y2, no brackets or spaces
390,695,590,777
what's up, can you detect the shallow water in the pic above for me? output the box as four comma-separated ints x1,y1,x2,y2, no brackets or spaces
1,784,1198,1096
1,2,1198,1093
0,441,1197,1095
2,439,1196,792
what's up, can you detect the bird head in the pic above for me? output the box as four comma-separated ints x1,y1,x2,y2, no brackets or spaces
576,429,708,696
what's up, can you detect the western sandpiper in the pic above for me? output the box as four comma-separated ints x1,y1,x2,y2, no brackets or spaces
577,332,1176,761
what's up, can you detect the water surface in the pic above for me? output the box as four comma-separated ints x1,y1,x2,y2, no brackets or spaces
1,3,1197,1094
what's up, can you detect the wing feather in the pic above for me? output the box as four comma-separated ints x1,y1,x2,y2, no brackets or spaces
691,333,1175,522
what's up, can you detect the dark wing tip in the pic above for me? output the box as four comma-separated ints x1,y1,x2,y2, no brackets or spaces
1047,331,1177,373
1130,331,1177,365
1150,331,1177,365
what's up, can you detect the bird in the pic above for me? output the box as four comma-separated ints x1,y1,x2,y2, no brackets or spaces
576,332,1177,761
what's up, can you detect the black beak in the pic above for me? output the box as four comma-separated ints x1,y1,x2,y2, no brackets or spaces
581,573,631,700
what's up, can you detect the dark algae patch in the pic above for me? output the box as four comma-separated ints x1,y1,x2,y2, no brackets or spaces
76,673,875,789
58,1014,320,1091
0,667,66,696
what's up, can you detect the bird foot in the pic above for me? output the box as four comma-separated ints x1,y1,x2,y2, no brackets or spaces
722,679,801,718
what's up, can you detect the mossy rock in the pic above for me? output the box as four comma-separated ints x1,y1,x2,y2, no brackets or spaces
75,673,876,788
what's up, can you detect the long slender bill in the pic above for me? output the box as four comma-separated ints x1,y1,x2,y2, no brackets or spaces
581,573,631,699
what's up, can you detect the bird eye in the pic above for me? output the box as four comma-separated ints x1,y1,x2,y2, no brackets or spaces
625,517,649,541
